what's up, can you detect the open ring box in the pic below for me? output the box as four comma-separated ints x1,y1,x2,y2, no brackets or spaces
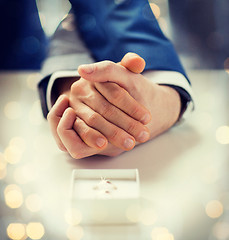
70,169,140,225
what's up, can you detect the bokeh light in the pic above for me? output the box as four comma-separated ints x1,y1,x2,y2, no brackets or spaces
26,222,45,240
4,184,24,209
65,208,82,225
66,225,84,240
14,164,37,184
10,137,26,152
140,208,157,226
0,167,7,179
216,125,229,144
4,145,23,165
0,152,7,179
205,200,224,219
151,227,174,240
25,194,43,212
0,152,7,169
0,161,6,170
4,101,22,120
7,223,26,240
125,203,142,223
150,3,161,19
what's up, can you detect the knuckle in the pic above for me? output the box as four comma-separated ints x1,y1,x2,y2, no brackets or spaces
108,128,120,142
102,61,114,73
110,85,125,100
71,79,85,95
87,112,100,126
126,121,139,134
74,117,84,130
79,127,91,140
70,80,79,92
129,105,140,117
100,102,115,118
130,78,137,90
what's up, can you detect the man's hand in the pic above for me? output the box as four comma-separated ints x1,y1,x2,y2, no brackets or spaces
78,54,181,139
48,52,181,159
47,53,153,158
48,94,147,158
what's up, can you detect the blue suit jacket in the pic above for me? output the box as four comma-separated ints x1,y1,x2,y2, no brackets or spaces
70,0,188,78
0,0,47,70
0,0,191,116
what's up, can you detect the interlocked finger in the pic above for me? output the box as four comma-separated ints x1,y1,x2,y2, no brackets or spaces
47,95,69,151
94,82,151,125
73,103,136,151
57,108,99,159
81,85,150,143
73,117,108,150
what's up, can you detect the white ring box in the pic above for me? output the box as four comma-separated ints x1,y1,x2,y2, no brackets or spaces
70,169,140,225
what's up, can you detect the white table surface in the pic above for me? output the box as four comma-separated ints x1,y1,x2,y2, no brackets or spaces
0,70,228,240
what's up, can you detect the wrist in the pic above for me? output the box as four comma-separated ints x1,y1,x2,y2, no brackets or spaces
148,84,181,138
159,85,181,125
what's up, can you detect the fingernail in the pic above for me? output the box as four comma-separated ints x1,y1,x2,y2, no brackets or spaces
79,64,94,74
96,137,107,148
124,138,135,150
138,131,150,142
141,113,151,124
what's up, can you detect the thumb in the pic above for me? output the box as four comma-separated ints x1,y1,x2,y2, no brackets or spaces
77,53,146,89
119,52,146,74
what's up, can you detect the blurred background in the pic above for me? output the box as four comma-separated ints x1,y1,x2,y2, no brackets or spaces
0,1,229,240
36,0,229,71
1,0,229,71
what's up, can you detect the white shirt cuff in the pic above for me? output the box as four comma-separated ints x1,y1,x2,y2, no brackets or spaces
46,70,80,111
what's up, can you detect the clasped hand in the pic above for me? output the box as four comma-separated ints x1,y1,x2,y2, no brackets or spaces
47,53,181,159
